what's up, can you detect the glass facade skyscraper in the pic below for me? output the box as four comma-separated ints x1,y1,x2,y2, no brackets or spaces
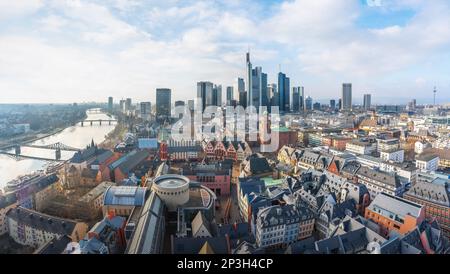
341,83,352,110
363,94,371,110
156,88,171,118
108,96,113,112
197,81,214,111
226,86,234,106
278,72,290,112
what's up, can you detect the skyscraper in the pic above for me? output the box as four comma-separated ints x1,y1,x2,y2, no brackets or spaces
268,83,278,112
226,86,234,106
187,100,195,112
174,101,185,119
213,84,222,107
140,102,151,119
156,88,171,118
119,99,125,113
278,72,290,112
261,72,268,108
299,86,304,111
363,94,372,110
197,81,214,111
313,102,321,110
237,78,246,108
249,66,265,109
268,84,277,103
330,99,336,110
125,98,132,112
292,86,304,112
292,87,300,112
246,52,252,108
305,96,313,111
108,97,113,113
341,83,352,110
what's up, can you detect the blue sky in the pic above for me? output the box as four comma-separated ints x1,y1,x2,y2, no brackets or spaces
0,0,449,104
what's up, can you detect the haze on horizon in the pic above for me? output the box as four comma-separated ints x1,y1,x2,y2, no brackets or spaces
0,0,449,105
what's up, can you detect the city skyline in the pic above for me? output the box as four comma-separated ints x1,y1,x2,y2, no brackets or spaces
1,0,450,105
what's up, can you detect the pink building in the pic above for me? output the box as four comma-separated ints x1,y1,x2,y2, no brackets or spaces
181,162,232,196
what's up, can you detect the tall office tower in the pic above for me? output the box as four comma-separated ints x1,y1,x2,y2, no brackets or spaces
119,99,125,112
250,66,264,109
174,101,185,119
363,94,372,110
305,96,313,111
278,72,290,112
187,100,195,112
313,102,321,110
338,99,342,110
341,83,352,110
298,86,304,111
108,97,113,112
246,52,253,107
268,83,278,107
125,98,132,112
292,87,300,112
156,88,171,118
213,84,222,107
237,77,246,108
226,86,234,106
197,81,214,111
140,102,151,119
261,72,268,108
330,99,336,110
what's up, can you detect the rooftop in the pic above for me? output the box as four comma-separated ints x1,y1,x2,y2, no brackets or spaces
182,184,215,209
416,153,439,162
153,174,190,189
405,181,450,207
34,235,73,254
368,193,423,220
6,206,80,235
103,186,147,206
78,182,114,203
356,166,399,187
126,191,165,254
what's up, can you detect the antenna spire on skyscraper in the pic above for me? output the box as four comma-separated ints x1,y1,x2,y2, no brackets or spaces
433,86,437,105
246,46,250,63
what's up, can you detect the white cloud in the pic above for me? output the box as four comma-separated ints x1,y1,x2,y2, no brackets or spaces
0,0,43,20
0,0,449,104
415,77,426,86
38,15,69,32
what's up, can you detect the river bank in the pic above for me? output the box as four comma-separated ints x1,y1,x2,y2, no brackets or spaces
0,112,88,151
0,110,115,189
99,122,126,150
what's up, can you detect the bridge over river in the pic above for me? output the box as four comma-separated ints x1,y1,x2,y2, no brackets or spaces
80,119,117,126
0,142,81,161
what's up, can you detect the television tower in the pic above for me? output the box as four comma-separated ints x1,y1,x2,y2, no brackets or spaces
433,86,437,105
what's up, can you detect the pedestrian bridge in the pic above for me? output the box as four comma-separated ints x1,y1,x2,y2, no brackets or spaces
80,119,117,126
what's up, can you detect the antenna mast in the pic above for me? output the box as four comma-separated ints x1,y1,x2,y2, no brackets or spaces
433,86,437,105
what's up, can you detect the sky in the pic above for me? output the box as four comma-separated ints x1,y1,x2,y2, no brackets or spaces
0,0,449,105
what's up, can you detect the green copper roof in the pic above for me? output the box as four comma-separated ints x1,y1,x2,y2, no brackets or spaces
261,177,284,187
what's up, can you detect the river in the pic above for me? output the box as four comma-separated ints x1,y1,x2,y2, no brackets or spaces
0,109,116,190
